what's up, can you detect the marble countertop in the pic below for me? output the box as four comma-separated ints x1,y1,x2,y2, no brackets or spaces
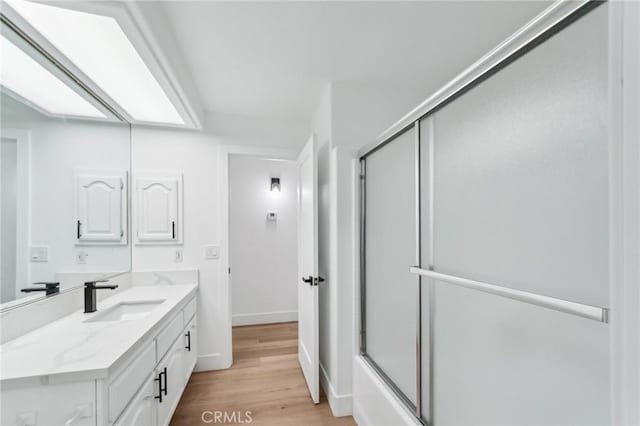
0,284,197,385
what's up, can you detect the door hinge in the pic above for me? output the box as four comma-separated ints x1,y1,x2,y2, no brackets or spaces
228,267,231,275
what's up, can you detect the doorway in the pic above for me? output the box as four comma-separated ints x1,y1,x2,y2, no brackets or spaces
228,154,298,326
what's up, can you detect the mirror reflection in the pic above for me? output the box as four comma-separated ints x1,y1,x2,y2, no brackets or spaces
0,24,130,306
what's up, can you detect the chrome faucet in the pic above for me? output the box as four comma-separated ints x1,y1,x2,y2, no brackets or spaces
84,280,118,313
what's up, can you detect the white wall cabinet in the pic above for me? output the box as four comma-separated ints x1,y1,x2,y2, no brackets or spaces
135,174,183,244
75,171,127,245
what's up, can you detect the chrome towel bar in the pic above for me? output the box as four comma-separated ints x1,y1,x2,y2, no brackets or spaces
409,267,609,323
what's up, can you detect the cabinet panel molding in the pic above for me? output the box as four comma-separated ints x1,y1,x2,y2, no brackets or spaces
134,173,183,245
74,169,128,245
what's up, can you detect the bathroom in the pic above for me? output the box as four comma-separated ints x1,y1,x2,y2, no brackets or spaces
0,1,639,425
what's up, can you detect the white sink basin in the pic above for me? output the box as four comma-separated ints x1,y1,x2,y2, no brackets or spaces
84,300,165,323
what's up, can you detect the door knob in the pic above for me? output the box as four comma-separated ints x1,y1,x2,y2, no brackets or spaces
301,276,313,285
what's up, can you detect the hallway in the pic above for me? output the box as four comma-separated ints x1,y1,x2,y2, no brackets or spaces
171,323,355,425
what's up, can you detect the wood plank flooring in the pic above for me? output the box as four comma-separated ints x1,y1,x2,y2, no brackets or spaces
171,322,356,425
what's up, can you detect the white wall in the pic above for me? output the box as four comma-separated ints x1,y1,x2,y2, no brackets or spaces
29,119,130,283
206,111,309,149
1,98,130,296
131,125,230,370
229,155,298,326
131,124,298,371
317,140,332,394
311,81,428,417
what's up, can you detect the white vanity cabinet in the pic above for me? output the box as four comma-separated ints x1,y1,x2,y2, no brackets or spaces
0,381,96,426
113,377,155,426
184,316,198,377
0,286,198,426
156,337,186,426
103,296,197,426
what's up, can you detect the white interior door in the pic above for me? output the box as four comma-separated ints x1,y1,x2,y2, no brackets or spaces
297,134,320,404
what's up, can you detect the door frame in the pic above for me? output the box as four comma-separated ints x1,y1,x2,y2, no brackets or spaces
1,129,31,302
609,2,640,423
218,145,298,368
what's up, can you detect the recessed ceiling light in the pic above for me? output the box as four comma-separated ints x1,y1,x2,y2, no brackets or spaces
0,33,105,119
6,0,184,125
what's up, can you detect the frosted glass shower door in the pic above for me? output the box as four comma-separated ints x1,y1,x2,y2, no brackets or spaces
363,127,417,406
431,4,609,308
419,3,610,424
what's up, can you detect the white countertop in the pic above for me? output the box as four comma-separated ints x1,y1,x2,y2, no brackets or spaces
0,284,197,385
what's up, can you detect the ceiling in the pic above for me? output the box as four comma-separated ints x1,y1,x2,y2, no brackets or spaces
161,1,550,124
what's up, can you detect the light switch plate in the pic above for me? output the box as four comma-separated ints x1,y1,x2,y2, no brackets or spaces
30,246,49,262
205,245,219,260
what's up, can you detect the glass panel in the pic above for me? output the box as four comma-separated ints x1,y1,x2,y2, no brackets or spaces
365,128,417,405
431,281,609,425
0,23,130,307
431,4,609,307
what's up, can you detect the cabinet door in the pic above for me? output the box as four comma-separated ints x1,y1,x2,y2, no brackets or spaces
156,337,185,426
76,172,125,243
114,376,155,426
184,316,197,377
136,175,182,244
0,381,95,426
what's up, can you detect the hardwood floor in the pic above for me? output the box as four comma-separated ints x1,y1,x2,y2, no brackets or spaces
171,322,356,425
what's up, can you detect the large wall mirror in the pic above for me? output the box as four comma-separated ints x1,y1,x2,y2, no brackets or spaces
0,20,131,309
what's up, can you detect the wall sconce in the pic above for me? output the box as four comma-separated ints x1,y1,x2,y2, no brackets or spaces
270,177,281,192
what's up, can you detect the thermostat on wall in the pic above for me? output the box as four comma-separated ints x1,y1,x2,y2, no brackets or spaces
266,211,277,221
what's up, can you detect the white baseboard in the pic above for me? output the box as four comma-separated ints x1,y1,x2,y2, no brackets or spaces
195,353,231,371
232,310,297,326
320,363,353,417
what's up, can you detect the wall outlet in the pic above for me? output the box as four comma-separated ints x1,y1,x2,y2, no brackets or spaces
76,251,88,264
174,249,183,263
205,245,219,260
30,246,49,262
